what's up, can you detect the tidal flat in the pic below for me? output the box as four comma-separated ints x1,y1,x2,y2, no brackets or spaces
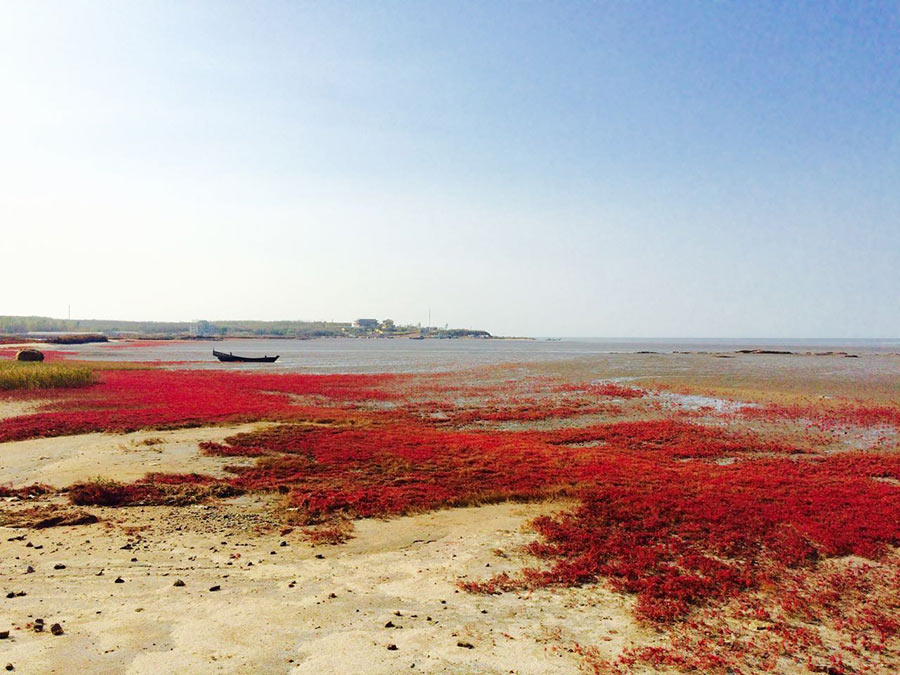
1,346,898,673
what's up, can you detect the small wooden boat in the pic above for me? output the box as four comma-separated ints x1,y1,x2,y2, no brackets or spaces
213,349,279,363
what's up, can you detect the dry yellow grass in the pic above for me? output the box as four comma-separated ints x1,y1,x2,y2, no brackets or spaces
0,361,94,390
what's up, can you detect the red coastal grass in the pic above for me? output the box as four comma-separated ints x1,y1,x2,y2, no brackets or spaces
442,400,623,424
741,401,900,431
466,452,900,622
4,364,898,671
595,555,900,674
543,418,802,459
0,369,402,442
223,423,589,522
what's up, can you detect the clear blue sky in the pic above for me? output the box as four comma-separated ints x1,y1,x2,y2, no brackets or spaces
1,1,897,336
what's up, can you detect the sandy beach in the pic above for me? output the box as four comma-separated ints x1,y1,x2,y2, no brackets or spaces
3,490,638,674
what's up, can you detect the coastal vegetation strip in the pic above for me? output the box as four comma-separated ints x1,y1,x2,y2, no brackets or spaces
1,363,898,671
0,361,94,391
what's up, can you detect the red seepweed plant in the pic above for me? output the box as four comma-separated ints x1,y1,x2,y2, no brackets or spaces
2,363,898,672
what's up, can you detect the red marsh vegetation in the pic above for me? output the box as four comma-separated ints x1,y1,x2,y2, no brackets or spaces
2,365,899,671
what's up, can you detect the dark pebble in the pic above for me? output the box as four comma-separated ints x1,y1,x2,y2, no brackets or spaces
173,579,185,587
457,641,474,649
209,585,221,592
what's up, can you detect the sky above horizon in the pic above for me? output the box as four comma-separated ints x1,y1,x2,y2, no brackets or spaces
1,1,898,337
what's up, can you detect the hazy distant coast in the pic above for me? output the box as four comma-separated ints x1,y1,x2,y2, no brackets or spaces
0,315,494,341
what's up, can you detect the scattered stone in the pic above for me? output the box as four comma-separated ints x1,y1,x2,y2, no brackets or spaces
386,644,398,651
457,641,474,649
5,663,12,671
25,566,34,574
50,623,63,636
53,564,66,570
315,554,325,559
384,621,395,628
114,577,124,584
0,631,8,639
173,579,185,587
209,585,221,592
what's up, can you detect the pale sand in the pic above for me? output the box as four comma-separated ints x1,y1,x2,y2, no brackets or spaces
0,399,42,422
0,423,639,673
0,497,640,674
0,425,267,488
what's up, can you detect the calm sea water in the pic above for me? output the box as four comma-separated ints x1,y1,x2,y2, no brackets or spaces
48,337,900,373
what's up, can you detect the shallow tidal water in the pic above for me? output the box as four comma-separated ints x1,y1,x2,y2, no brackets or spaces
46,336,900,373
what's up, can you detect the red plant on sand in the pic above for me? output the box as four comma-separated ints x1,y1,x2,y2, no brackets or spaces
2,364,899,672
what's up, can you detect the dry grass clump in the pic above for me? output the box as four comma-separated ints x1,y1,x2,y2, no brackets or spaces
302,520,355,545
68,476,242,507
0,483,54,498
0,505,99,528
0,361,94,390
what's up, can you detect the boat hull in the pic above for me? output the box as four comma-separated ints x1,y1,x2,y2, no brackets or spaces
212,350,279,363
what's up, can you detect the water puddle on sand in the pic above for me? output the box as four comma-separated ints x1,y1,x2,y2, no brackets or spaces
591,379,755,413
651,391,755,413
